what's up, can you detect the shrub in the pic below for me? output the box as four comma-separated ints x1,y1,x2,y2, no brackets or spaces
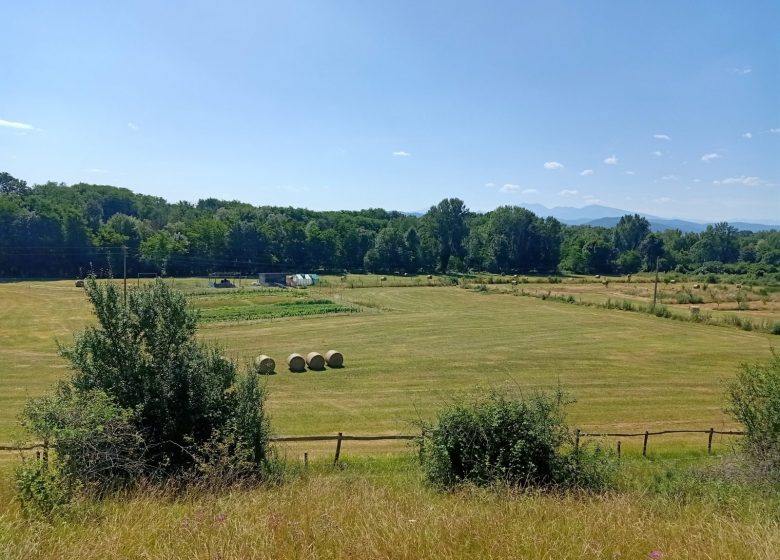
14,460,75,519
18,277,273,509
21,386,146,490
726,354,780,481
418,389,616,490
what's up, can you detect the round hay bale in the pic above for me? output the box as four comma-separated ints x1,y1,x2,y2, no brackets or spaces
306,352,326,370
324,350,344,368
75,279,85,288
380,276,387,281
427,274,433,279
254,354,275,374
287,353,306,372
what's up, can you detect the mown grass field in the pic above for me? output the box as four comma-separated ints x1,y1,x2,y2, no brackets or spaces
1,277,779,559
1,277,777,452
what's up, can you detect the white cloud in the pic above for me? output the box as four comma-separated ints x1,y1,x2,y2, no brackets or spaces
559,189,579,196
484,182,495,188
742,132,752,139
582,195,602,204
0,119,34,130
770,128,780,133
693,178,702,183
85,168,109,174
127,122,139,131
654,197,672,204
713,176,770,187
653,134,671,141
660,175,679,181
701,153,721,162
730,66,752,75
500,183,521,193
651,151,663,157
521,188,539,195
625,171,636,175
392,151,411,157
579,169,594,176
604,155,618,165
544,161,564,170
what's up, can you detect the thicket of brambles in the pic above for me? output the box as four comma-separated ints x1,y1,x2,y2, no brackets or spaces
15,278,273,517
2,171,779,280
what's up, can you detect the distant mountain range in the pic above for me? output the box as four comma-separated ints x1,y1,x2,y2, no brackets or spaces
515,204,780,233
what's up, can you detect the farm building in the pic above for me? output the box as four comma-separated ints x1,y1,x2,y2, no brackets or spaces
257,272,287,286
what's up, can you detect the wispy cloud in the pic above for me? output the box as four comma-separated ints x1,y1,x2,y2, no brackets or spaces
654,197,672,204
625,171,636,175
559,189,579,196
85,168,109,174
0,119,34,130
582,194,602,204
651,151,663,157
392,151,411,157
730,66,752,75
127,122,139,131
713,176,770,187
660,175,679,181
742,132,752,139
544,161,564,170
484,182,495,188
701,153,721,162
653,134,671,141
579,169,594,176
770,128,780,134
693,178,702,183
603,155,618,165
522,188,539,195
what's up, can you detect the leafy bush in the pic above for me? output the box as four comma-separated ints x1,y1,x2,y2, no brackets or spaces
18,277,273,511
418,389,616,490
727,354,780,481
14,460,75,519
21,386,146,490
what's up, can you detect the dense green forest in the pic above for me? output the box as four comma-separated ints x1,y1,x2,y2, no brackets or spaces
1,171,779,279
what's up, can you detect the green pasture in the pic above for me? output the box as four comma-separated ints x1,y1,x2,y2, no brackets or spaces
1,278,777,455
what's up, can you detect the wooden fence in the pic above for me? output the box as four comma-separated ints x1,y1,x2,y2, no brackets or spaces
0,428,746,463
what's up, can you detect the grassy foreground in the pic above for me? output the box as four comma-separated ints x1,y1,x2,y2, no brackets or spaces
1,458,778,560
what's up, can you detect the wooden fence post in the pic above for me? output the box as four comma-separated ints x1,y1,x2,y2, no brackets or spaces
707,428,714,455
617,440,621,461
642,431,649,457
333,432,343,465
304,452,309,468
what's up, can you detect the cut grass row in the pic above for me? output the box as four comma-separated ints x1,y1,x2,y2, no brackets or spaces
196,299,360,323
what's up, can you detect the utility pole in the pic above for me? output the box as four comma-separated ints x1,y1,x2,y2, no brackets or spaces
123,246,128,306
652,256,659,309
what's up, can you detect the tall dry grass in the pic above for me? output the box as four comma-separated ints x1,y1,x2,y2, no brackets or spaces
2,468,778,560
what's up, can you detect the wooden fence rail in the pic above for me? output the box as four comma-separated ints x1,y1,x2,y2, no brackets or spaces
0,428,746,462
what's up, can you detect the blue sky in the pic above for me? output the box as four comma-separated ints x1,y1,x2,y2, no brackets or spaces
1,1,778,221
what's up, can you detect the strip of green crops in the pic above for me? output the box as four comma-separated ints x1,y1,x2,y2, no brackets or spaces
197,299,360,322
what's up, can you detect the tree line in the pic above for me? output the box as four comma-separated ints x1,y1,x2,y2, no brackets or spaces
1,171,779,279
